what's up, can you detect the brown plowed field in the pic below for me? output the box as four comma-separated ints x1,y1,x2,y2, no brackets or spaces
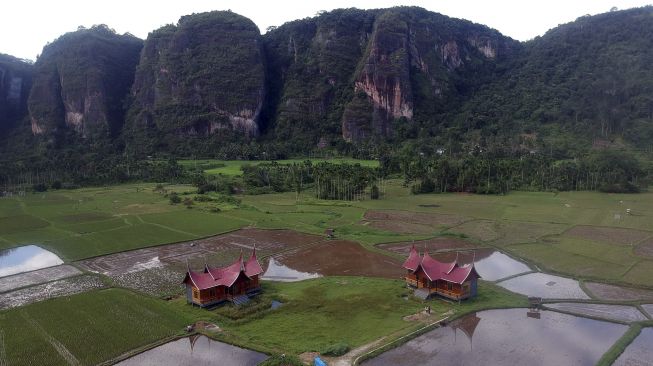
271,240,404,279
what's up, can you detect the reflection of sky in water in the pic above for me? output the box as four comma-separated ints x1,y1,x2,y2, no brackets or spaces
261,258,322,282
498,272,590,299
0,245,63,277
365,309,627,366
613,328,653,366
474,251,531,281
116,335,268,366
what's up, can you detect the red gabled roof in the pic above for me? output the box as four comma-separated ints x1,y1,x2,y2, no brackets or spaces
245,246,263,277
183,248,263,289
406,249,481,284
402,245,421,271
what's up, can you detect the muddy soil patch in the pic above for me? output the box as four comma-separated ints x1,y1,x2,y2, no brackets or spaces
270,240,404,279
584,282,653,301
77,228,324,296
0,265,81,293
362,210,466,234
378,238,477,256
564,225,651,245
0,275,105,309
78,228,323,276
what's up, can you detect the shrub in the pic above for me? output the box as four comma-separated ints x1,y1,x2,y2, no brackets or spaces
51,181,62,190
32,183,48,192
322,342,350,357
169,192,181,204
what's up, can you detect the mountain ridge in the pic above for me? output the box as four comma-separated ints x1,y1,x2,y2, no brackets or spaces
1,6,652,160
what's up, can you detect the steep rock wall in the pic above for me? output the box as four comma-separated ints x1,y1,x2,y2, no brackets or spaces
127,11,266,142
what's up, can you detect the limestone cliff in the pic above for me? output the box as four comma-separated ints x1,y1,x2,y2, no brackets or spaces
27,25,142,139
127,11,265,143
342,7,515,141
0,54,32,133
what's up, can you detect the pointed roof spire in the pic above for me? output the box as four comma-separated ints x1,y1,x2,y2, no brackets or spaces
239,249,245,272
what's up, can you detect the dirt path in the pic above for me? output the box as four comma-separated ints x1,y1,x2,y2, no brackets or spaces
21,311,80,366
0,329,7,366
328,337,388,366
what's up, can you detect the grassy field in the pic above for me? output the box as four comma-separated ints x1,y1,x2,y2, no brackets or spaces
0,185,250,260
1,180,652,286
0,288,193,366
178,158,379,176
205,277,528,355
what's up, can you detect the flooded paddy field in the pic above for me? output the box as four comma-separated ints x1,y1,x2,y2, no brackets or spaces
613,328,653,366
0,275,105,309
116,335,268,366
545,303,648,323
262,258,322,281
584,282,653,301
641,304,653,317
0,245,64,277
76,228,325,296
563,225,651,245
363,309,627,366
362,210,467,234
0,264,81,293
266,240,404,279
498,272,590,299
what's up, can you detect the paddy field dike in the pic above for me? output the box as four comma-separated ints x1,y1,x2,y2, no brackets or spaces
1,177,652,365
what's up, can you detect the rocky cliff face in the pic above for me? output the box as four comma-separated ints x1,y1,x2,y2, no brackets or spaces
263,9,376,148
342,8,515,141
0,54,32,133
27,25,142,139
127,11,266,143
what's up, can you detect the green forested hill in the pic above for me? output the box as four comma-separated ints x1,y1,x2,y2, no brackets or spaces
125,11,266,157
27,25,142,139
1,6,653,179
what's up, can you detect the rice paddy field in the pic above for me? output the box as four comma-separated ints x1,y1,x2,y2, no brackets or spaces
1,178,653,365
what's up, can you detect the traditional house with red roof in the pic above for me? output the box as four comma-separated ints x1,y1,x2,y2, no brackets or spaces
403,246,480,301
183,248,263,307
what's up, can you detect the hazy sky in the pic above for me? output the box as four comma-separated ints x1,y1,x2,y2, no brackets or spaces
3,0,652,60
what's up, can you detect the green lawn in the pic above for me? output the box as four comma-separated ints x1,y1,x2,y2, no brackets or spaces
178,158,379,176
0,288,193,366
219,277,527,354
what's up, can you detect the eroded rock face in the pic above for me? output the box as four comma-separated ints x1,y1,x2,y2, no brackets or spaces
127,11,265,140
0,54,32,133
27,25,142,138
342,8,515,141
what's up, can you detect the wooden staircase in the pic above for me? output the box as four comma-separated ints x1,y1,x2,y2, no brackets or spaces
231,294,250,306
414,288,430,300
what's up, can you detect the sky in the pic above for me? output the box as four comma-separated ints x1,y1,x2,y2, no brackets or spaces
2,0,652,61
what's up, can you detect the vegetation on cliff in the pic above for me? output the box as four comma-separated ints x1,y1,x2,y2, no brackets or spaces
27,25,142,139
